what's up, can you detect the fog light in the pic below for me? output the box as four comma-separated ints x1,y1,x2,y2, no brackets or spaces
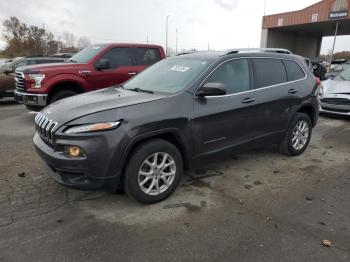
67,146,81,157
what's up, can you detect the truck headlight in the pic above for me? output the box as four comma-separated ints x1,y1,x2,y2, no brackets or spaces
29,74,45,88
64,121,121,134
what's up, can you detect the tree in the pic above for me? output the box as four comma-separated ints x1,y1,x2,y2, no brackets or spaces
2,16,28,57
76,36,91,50
62,31,76,48
25,26,47,56
0,17,89,57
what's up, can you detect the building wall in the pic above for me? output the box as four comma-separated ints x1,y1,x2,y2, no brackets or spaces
261,29,322,58
262,0,350,29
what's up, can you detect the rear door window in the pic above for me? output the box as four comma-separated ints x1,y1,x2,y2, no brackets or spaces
204,59,250,94
284,60,305,81
99,47,134,69
252,58,287,88
133,48,161,66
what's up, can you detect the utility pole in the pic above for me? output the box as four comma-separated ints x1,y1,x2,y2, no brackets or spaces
207,42,210,51
329,22,339,64
175,29,178,54
165,14,170,56
146,36,149,44
264,0,267,16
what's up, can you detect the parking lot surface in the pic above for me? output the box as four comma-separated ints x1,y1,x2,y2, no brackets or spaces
0,100,349,262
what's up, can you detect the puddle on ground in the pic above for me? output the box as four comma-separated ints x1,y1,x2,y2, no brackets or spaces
79,180,219,226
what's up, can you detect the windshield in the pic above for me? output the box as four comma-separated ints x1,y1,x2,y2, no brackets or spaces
67,45,106,63
123,58,211,94
334,67,350,81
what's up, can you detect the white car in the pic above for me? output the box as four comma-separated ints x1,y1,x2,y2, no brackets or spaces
319,67,350,116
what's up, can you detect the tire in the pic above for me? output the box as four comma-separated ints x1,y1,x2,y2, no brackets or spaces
123,139,183,204
50,90,78,104
279,112,312,156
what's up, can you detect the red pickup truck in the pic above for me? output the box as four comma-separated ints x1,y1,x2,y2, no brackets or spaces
14,43,165,111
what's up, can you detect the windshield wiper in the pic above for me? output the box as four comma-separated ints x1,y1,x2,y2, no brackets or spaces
66,59,77,63
127,87,154,94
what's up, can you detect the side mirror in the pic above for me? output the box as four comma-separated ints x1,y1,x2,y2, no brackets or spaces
95,59,110,70
197,83,227,97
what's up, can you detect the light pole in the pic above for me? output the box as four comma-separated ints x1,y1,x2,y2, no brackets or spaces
175,29,178,54
165,14,170,56
329,22,339,64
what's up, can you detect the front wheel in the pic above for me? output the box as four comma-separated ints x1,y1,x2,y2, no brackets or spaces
123,139,183,204
50,90,78,104
280,113,312,156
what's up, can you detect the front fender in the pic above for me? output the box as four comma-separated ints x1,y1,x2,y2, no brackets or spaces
44,74,90,92
111,127,192,180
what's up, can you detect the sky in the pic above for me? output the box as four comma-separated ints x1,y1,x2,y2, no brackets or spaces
0,0,349,54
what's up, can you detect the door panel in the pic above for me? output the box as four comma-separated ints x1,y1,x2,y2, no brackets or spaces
191,58,258,155
0,72,15,92
192,94,260,155
250,58,304,141
88,47,139,90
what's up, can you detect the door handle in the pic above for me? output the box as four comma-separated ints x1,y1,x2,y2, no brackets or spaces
288,88,298,94
241,97,256,104
128,72,137,76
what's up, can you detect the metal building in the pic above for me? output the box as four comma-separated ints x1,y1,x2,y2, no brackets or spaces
260,0,350,58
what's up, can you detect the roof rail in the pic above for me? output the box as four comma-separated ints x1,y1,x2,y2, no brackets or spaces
176,51,197,56
224,48,292,55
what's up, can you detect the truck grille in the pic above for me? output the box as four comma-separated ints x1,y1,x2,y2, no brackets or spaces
15,71,25,91
34,112,59,143
320,98,350,105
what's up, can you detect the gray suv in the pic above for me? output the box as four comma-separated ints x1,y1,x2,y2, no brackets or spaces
33,49,319,203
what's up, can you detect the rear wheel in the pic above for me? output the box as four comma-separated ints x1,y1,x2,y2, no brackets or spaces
50,90,78,104
123,139,183,204
280,112,312,156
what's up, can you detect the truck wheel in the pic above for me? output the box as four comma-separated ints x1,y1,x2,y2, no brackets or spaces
124,139,183,204
50,90,78,104
279,113,312,156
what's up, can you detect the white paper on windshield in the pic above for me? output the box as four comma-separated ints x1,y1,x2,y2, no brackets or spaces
171,65,190,72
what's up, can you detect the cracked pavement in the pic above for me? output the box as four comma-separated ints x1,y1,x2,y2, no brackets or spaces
0,100,349,262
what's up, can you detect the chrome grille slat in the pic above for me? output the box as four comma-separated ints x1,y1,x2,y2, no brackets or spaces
45,120,53,138
15,71,25,91
34,113,58,143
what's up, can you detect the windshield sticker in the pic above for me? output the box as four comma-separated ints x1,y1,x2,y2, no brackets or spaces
92,46,101,49
171,65,190,72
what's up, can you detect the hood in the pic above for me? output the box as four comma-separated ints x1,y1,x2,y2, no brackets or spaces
41,87,167,124
17,62,86,73
322,79,350,95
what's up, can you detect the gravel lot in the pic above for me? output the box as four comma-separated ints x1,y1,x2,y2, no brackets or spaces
0,100,349,262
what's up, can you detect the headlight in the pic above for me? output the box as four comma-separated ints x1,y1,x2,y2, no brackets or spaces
64,121,121,134
29,74,45,88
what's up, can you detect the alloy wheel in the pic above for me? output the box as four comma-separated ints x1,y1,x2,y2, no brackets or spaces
138,152,176,196
291,120,309,150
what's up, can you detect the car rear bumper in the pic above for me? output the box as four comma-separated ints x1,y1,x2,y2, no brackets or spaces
319,102,350,116
33,132,120,191
14,90,48,107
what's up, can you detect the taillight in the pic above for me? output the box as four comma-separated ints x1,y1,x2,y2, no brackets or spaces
316,77,321,87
